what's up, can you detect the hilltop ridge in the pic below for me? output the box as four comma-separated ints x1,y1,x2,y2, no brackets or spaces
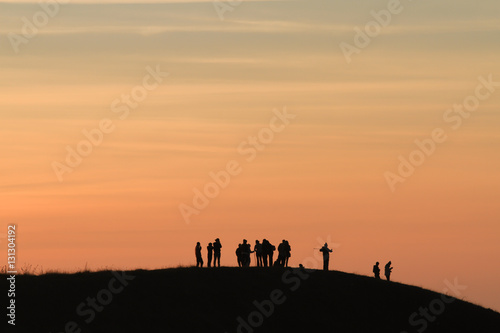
7,267,500,333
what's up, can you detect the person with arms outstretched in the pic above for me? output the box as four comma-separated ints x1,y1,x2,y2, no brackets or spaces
319,243,333,271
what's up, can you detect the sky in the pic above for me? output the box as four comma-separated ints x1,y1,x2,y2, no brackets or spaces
1,0,499,312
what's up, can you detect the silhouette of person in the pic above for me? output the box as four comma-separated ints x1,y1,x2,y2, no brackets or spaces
236,244,242,267
213,238,222,267
207,242,213,267
385,261,393,281
373,261,380,279
267,240,275,267
195,242,203,267
262,239,275,267
284,240,291,267
241,239,251,267
262,239,269,267
254,240,263,267
277,240,286,266
319,243,333,271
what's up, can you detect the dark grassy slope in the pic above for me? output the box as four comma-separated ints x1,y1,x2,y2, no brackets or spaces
6,267,500,333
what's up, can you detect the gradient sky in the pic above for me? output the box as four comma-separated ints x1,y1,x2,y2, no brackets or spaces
1,0,499,312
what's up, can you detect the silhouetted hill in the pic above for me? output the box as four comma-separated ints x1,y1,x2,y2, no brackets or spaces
5,267,500,332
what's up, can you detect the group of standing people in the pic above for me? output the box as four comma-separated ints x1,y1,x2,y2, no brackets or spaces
195,238,292,268
235,239,262,267
373,261,393,281
196,240,395,282
235,239,291,267
195,238,222,267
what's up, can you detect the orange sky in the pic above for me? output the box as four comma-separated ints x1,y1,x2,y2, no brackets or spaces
1,1,499,312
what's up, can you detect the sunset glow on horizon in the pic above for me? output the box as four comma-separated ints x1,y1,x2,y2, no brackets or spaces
1,0,499,313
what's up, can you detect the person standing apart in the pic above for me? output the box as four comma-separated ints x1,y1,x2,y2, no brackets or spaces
373,262,380,279
319,243,333,271
195,242,203,267
385,261,393,281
